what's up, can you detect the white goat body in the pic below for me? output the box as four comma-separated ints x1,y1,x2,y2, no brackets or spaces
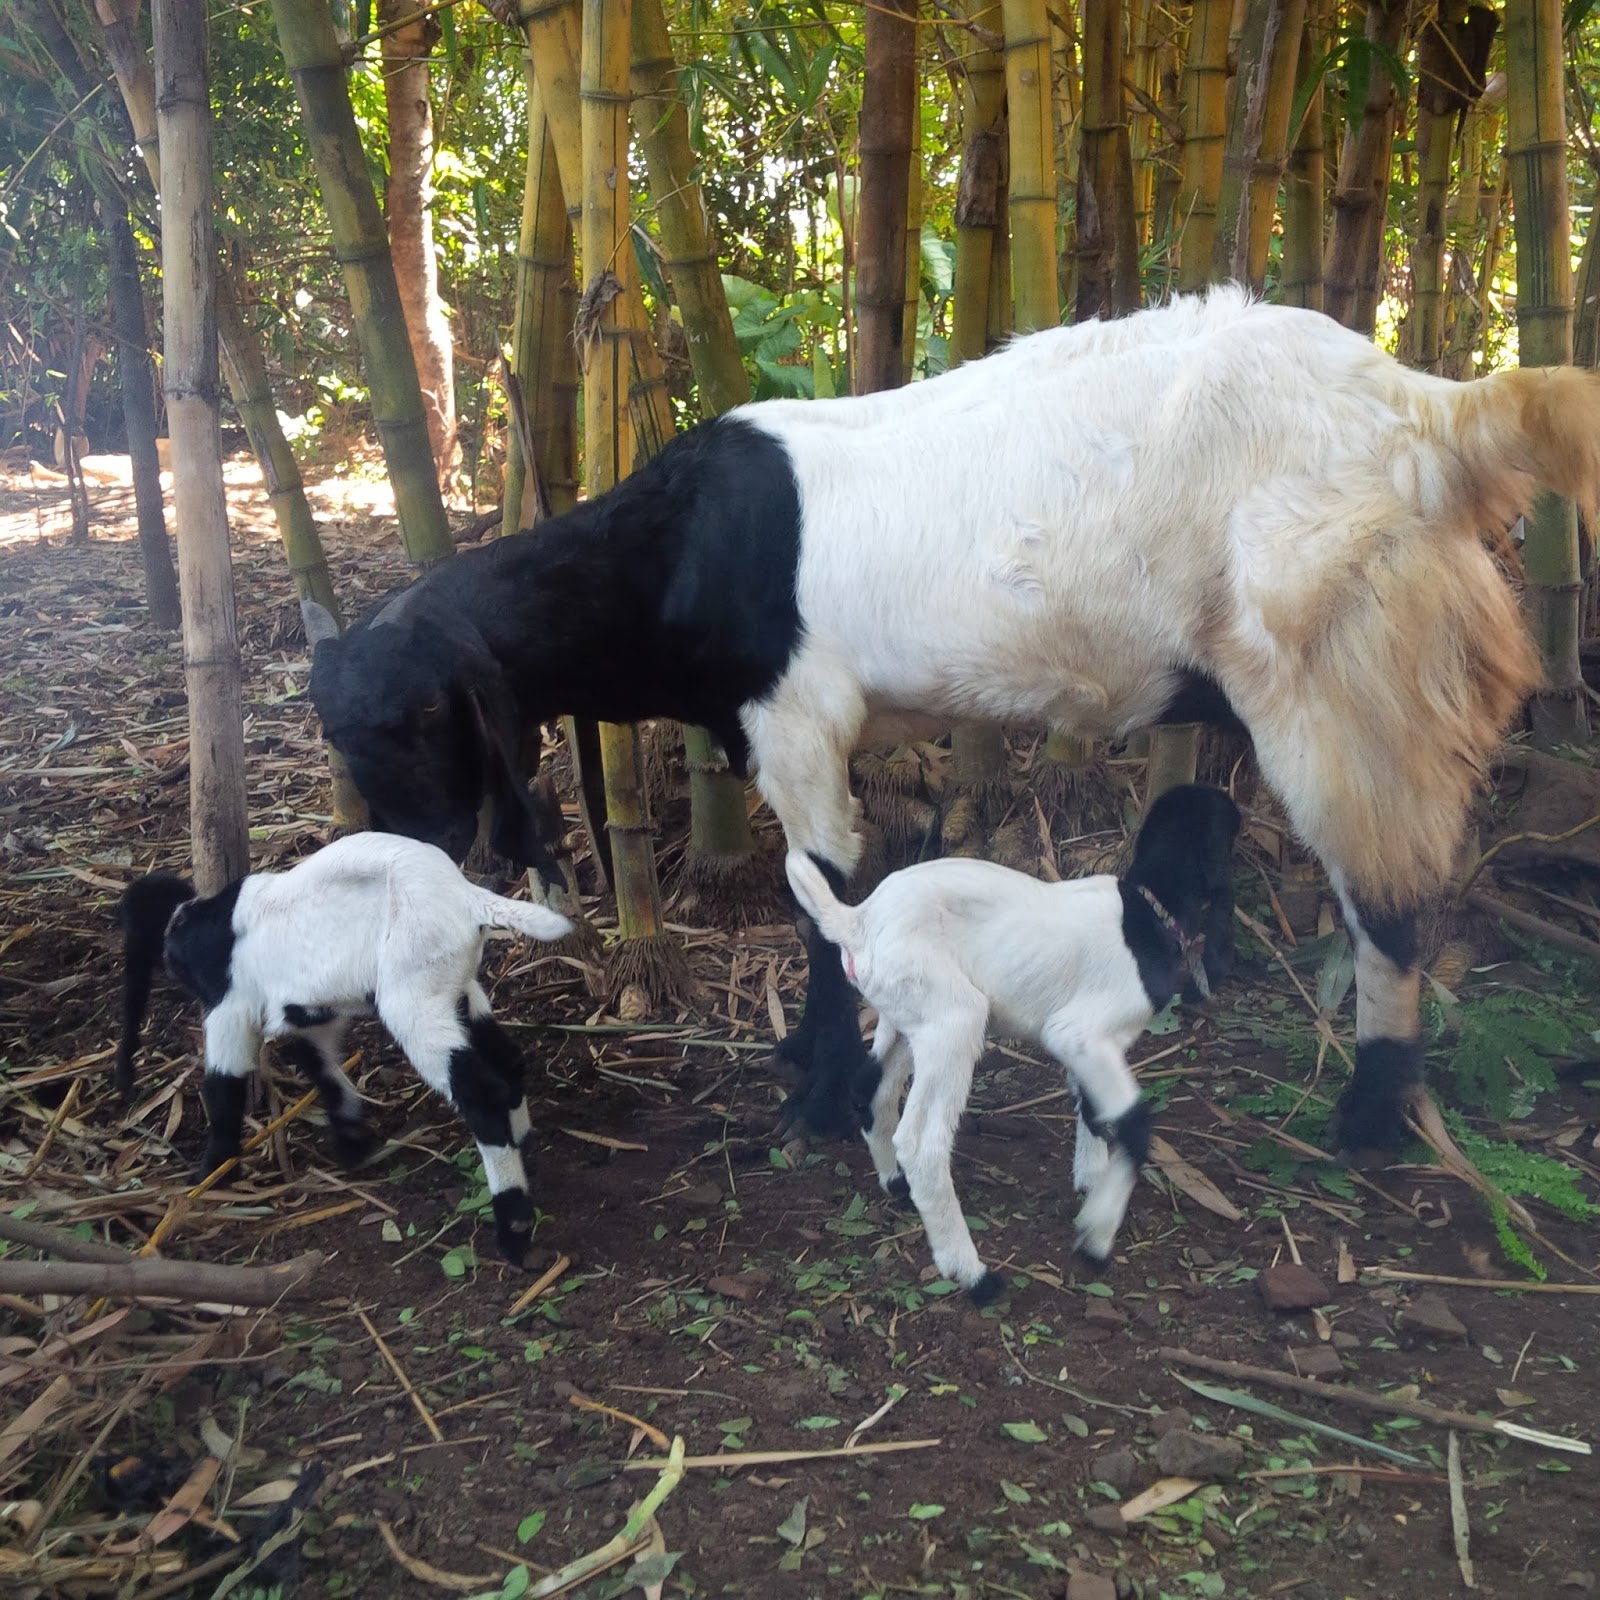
119,833,571,1264
786,851,1153,1299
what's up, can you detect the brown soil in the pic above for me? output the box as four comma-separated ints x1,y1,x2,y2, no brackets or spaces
2,461,1598,1600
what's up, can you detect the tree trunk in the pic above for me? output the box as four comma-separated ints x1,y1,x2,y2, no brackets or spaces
104,186,181,629
1075,0,1142,319
1175,0,1232,292
1505,0,1589,744
1209,0,1306,291
856,0,918,392
380,0,461,488
1576,179,1600,370
1279,0,1326,310
272,0,453,568
1324,0,1410,334
153,0,249,893
1003,0,1060,332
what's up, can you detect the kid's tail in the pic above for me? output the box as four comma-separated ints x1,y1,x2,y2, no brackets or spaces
477,889,574,944
116,874,194,1099
784,851,864,950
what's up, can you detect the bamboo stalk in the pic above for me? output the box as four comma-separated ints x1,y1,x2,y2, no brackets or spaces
0,1252,327,1306
628,0,749,415
154,0,249,895
1278,0,1326,310
856,0,919,391
271,0,453,567
1324,0,1410,333
1209,0,1306,291
1075,0,1142,319
1504,0,1589,744
1174,0,1232,291
1003,0,1060,332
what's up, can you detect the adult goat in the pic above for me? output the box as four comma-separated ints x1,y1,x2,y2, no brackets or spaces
304,287,1600,1153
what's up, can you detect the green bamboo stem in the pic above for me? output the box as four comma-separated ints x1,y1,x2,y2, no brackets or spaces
271,0,452,567
950,0,1007,365
1175,0,1232,291
1003,0,1060,332
507,62,581,529
1504,0,1588,744
629,0,750,415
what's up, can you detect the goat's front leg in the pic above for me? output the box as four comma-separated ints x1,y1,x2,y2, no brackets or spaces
199,1005,262,1179
893,1007,1001,1305
276,1018,376,1168
748,677,876,1140
463,983,533,1151
384,992,534,1266
1333,889,1421,1156
1047,1022,1150,1266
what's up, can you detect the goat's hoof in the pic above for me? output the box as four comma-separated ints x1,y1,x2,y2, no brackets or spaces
1331,1087,1408,1164
775,1078,857,1143
492,1189,536,1265
196,1145,238,1183
1074,1235,1113,1269
331,1123,381,1169
883,1173,911,1205
968,1270,1006,1308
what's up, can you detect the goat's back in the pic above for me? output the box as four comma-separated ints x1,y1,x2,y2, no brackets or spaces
848,860,1148,1040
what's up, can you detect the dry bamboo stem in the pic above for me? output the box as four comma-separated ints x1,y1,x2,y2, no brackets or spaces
0,1252,326,1306
359,1307,443,1442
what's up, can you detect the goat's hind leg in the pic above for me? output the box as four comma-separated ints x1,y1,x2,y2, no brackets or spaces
384,993,535,1266
864,1021,914,1201
893,1003,1000,1304
1333,890,1421,1155
277,1017,376,1167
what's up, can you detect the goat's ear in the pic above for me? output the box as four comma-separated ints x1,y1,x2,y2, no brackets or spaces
301,597,342,648
468,682,567,890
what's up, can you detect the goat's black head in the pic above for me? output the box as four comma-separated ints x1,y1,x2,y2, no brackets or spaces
303,595,565,887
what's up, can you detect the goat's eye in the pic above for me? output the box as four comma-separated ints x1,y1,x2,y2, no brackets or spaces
417,695,447,723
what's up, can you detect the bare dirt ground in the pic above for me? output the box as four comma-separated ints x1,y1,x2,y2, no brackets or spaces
2,458,1599,1600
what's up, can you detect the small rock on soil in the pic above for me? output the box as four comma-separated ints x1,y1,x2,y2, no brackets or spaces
1399,1291,1469,1342
1285,1343,1347,1380
1152,1429,1245,1479
1257,1262,1332,1312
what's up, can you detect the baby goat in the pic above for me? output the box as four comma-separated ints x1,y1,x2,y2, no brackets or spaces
117,833,571,1264
785,785,1241,1304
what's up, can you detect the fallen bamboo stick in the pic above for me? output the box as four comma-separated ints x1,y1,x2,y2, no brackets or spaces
0,1251,327,1306
1370,1267,1600,1295
1160,1347,1588,1454
0,1214,134,1264
621,1437,942,1471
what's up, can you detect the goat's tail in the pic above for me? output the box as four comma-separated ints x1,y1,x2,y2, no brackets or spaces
475,889,574,945
116,874,195,1100
783,851,864,950
1443,364,1600,529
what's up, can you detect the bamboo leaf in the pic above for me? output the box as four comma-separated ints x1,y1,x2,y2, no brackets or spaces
1171,1375,1423,1465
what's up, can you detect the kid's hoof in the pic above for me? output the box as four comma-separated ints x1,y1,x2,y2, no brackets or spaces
884,1172,912,1204
492,1188,536,1266
968,1270,1006,1307
331,1121,381,1169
